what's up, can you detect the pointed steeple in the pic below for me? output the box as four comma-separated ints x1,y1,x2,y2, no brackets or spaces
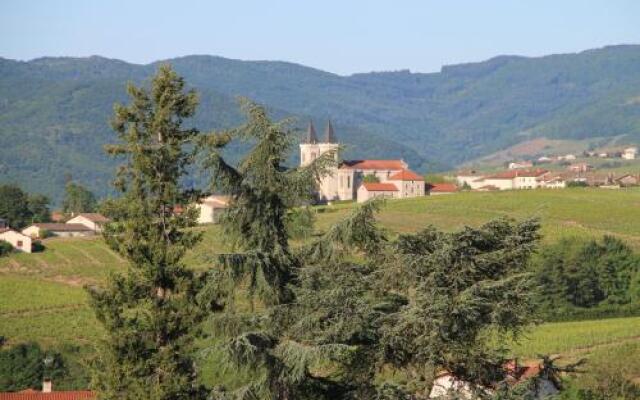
306,120,318,144
324,120,336,143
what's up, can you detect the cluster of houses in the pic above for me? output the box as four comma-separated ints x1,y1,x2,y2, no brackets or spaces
456,169,566,191
457,167,640,191
529,146,637,165
0,213,109,253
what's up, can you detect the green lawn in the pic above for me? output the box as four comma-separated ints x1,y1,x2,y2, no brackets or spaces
511,316,640,358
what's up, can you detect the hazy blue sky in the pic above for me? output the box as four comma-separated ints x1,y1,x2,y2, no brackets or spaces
2,0,639,75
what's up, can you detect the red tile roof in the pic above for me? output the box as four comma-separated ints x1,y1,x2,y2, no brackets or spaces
361,182,398,192
429,183,457,193
0,391,94,400
340,160,407,170
388,169,424,181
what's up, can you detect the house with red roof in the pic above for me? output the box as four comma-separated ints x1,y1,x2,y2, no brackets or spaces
300,121,426,202
427,183,458,195
0,379,93,400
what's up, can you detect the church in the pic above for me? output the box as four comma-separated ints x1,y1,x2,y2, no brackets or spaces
300,121,425,203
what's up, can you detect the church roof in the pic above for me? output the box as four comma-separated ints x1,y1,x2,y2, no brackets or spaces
361,183,398,192
324,120,336,143
304,120,318,144
388,169,424,181
339,160,408,170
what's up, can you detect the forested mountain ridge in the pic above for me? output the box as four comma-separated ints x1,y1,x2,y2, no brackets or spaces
1,44,640,202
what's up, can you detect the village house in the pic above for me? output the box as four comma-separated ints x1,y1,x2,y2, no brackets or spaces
0,218,6,229
0,228,32,253
476,169,550,190
536,156,552,164
66,213,110,233
622,146,637,160
508,161,533,169
356,182,398,202
22,223,94,239
429,360,559,399
196,195,231,224
301,121,426,202
567,162,593,173
615,174,640,187
455,170,487,190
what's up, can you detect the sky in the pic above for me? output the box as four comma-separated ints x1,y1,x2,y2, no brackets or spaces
1,0,640,75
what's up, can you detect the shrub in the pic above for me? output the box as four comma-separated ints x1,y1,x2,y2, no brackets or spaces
0,241,13,257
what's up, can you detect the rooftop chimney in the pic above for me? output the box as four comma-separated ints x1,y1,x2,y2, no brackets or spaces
43,379,52,393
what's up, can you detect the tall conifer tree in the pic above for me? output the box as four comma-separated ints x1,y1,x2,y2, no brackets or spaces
88,65,207,400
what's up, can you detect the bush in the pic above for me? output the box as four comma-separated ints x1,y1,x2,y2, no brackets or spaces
0,241,13,257
31,241,46,253
567,181,589,188
38,229,52,239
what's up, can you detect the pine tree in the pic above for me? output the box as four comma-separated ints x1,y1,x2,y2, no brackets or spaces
88,65,208,400
381,219,541,396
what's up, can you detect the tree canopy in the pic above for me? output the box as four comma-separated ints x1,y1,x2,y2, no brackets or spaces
62,182,97,215
0,184,50,228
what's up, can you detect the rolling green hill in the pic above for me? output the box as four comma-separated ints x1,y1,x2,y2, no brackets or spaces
2,45,640,202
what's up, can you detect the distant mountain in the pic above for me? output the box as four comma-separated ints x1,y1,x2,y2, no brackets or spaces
1,45,640,202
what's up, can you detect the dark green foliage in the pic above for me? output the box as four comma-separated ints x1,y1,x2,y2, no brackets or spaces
4,45,640,201
533,236,640,315
0,241,13,256
382,219,541,392
0,342,66,392
62,182,97,214
362,174,380,184
0,184,51,228
286,207,316,240
201,104,541,399
27,194,52,223
87,65,207,400
566,181,589,188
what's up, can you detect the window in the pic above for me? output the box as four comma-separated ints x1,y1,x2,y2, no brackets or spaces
17,240,23,248
347,176,351,189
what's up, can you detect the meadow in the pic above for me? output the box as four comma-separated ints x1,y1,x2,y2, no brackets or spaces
1,187,640,388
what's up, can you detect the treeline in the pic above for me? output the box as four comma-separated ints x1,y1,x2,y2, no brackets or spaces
0,182,97,229
532,236,640,320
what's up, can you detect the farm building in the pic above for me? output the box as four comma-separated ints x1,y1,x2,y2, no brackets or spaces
615,174,639,187
622,147,637,160
66,213,110,233
0,228,32,253
22,223,94,238
196,195,231,224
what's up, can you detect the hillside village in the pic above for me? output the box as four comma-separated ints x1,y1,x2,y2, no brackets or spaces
2,14,640,396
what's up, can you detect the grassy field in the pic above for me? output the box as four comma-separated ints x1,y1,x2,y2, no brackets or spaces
1,188,640,389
